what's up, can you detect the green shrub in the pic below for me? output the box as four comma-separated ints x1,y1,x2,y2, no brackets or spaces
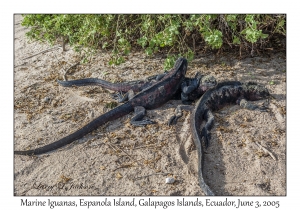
21,14,286,70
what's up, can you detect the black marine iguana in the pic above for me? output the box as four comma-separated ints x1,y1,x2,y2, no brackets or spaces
169,81,269,196
57,72,216,104
14,57,188,155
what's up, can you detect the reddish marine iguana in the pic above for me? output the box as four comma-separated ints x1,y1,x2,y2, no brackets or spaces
14,57,188,155
57,72,216,104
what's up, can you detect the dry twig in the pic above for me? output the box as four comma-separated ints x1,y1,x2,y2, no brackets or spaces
106,142,142,167
22,45,61,60
254,141,277,161
62,61,80,81
133,172,173,181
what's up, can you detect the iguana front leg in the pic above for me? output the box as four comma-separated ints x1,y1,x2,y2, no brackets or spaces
237,98,269,112
168,106,214,148
130,106,156,126
168,107,214,148
168,105,194,125
167,102,215,149
180,73,201,104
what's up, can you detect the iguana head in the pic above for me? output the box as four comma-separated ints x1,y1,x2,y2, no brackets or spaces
243,82,270,100
199,75,217,91
174,57,188,76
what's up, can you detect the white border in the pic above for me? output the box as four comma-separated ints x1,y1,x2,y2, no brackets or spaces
2,1,296,209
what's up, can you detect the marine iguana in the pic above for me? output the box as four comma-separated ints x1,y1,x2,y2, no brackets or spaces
169,81,269,196
14,57,188,155
57,72,216,104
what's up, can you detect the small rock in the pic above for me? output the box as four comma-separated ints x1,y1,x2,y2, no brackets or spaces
43,97,51,103
111,138,120,144
166,177,175,184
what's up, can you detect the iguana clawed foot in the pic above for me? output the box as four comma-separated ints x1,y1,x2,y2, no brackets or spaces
237,98,269,112
130,106,156,126
168,115,179,126
168,105,193,126
112,90,135,103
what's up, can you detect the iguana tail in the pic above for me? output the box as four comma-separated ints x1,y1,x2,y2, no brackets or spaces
57,78,145,92
14,103,133,155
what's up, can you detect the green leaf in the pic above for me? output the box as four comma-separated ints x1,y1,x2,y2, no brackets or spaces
203,29,223,49
185,49,194,62
245,15,255,24
278,19,285,27
145,48,153,56
118,38,126,45
260,33,268,39
116,56,125,65
226,14,237,22
137,36,148,48
164,55,176,70
124,48,130,56
242,28,259,43
102,42,108,49
149,39,155,48
233,36,241,45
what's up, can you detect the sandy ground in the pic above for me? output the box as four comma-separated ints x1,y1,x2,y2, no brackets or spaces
14,15,286,196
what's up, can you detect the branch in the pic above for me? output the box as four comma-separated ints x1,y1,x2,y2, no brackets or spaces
62,61,80,81
132,172,173,181
22,45,61,60
112,15,121,54
254,141,277,161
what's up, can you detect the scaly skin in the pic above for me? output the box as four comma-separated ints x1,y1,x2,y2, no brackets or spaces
178,74,216,103
167,75,217,125
58,73,216,103
14,58,188,155
57,76,160,92
58,74,167,102
191,81,269,196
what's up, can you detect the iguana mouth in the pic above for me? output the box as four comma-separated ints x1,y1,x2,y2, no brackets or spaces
199,75,217,92
199,83,216,92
